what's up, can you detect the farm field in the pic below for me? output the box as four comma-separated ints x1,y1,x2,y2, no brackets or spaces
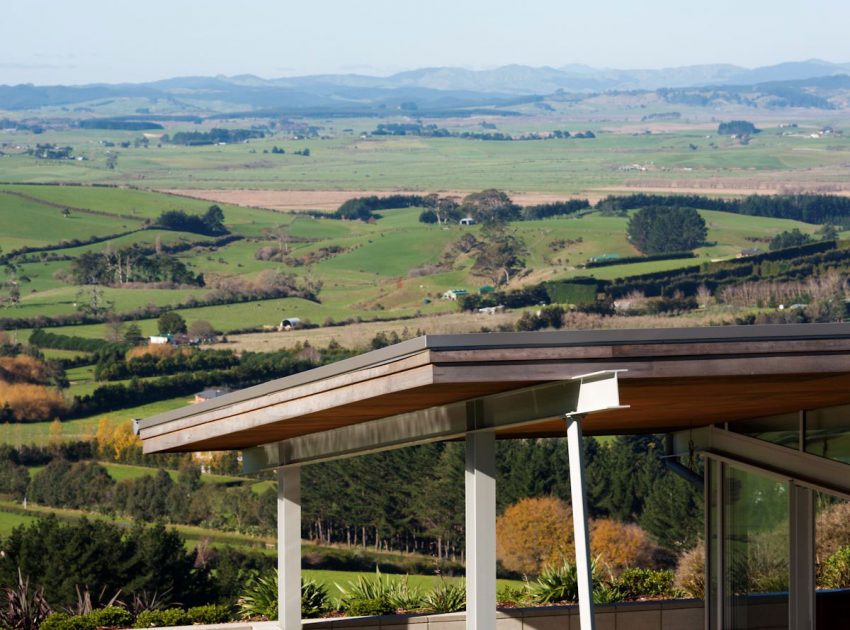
0,180,824,341
0,396,190,446
1,119,850,194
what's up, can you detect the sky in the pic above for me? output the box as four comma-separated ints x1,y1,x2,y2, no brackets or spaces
3,0,850,85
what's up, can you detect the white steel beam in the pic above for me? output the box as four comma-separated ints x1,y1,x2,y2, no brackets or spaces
789,483,815,630
244,372,625,473
465,421,496,630
566,413,596,630
278,466,301,630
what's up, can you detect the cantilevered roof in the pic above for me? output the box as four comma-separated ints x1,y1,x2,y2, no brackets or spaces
138,324,850,453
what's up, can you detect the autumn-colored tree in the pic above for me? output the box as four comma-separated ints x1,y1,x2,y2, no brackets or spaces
0,355,51,384
496,496,574,575
0,382,66,421
48,418,63,444
125,343,176,360
95,417,142,462
590,518,655,574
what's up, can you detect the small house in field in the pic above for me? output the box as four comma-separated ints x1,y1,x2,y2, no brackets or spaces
442,288,468,301
279,317,302,331
193,387,231,404
149,335,170,345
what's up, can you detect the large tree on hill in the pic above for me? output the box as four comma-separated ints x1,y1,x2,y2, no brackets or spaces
460,189,521,223
472,222,528,285
627,206,707,255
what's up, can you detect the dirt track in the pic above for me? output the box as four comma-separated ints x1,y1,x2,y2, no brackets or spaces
160,188,598,211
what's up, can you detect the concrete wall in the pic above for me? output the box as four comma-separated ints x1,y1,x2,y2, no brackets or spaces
221,599,703,630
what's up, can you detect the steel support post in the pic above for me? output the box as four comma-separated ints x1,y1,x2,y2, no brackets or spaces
465,430,496,630
789,483,815,630
566,414,596,630
278,466,301,630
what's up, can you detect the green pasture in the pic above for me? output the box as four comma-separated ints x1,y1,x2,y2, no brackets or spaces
0,192,142,251
0,123,847,193
0,396,190,446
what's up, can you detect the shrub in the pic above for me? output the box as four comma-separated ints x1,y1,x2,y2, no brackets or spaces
300,580,331,619
187,604,232,625
40,613,74,630
343,597,395,617
237,572,331,620
820,545,850,589
593,585,625,604
384,576,424,612
336,570,396,615
531,561,580,604
613,568,677,600
134,608,188,628
496,497,574,575
815,501,850,559
422,580,466,614
40,614,95,630
236,572,277,620
496,584,528,606
0,569,52,630
674,543,705,598
87,606,134,628
590,519,655,574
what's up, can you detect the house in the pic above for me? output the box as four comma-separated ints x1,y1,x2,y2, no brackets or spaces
441,288,468,300
279,317,302,331
737,247,764,258
193,387,231,404
137,324,850,630
148,335,170,345
459,217,476,226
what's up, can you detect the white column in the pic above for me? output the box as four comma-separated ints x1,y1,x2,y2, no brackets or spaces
566,414,596,630
465,430,496,630
789,483,815,630
278,466,301,630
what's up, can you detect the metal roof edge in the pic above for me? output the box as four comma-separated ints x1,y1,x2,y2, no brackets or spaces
137,323,850,432
137,335,430,431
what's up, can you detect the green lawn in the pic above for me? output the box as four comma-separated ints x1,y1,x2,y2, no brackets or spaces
302,569,524,604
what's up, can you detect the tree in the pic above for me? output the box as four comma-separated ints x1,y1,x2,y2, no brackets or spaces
626,206,707,255
496,496,574,575
123,323,144,346
460,189,520,223
105,153,118,170
104,316,125,343
718,120,760,136
640,471,703,553
769,228,814,251
157,311,187,335
188,320,216,342
472,222,528,285
203,205,226,234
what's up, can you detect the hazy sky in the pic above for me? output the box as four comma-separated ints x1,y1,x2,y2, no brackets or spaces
3,0,850,85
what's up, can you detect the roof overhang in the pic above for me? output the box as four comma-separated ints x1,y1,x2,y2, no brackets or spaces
138,323,850,455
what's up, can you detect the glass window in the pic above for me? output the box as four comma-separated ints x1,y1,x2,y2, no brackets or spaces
815,492,850,626
806,404,850,465
723,465,789,629
728,412,799,451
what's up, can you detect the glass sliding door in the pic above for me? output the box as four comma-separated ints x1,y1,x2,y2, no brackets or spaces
708,462,791,629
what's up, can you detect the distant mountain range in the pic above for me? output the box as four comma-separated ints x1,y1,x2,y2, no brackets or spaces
2,59,850,113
